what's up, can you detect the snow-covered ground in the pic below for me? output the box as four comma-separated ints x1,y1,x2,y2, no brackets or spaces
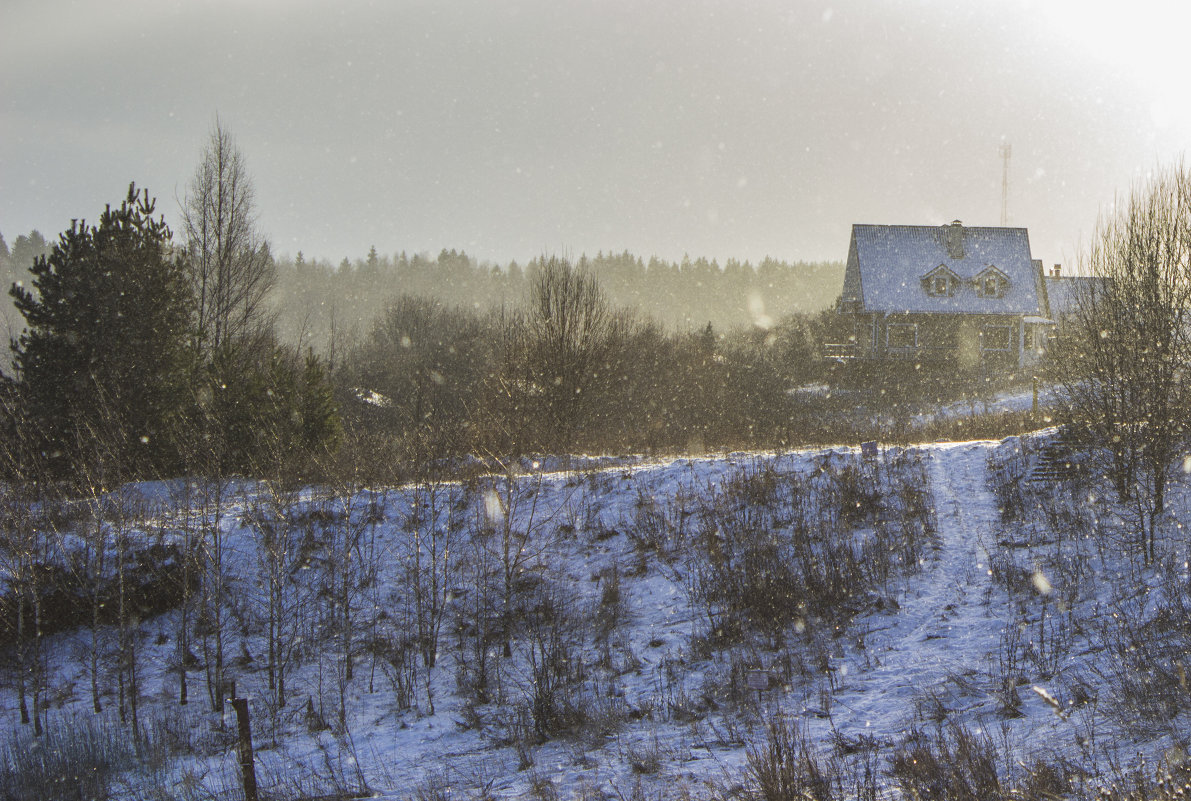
0,436,1184,799
910,383,1062,425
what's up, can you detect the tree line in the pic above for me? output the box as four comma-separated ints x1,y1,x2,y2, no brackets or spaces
0,122,849,488
0,238,842,375
269,247,841,360
336,260,831,466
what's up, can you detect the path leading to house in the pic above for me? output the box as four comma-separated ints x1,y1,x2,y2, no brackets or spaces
810,441,1012,740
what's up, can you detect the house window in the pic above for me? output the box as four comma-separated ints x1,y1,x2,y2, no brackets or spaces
923,266,957,297
975,269,1009,298
980,325,1013,351
887,323,917,349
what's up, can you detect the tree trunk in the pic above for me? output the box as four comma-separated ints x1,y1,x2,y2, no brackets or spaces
17,587,28,725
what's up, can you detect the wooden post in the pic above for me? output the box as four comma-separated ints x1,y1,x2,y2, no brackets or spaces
748,670,769,707
230,697,259,801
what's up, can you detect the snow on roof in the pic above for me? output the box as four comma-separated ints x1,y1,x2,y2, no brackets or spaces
848,223,1044,315
1044,274,1103,318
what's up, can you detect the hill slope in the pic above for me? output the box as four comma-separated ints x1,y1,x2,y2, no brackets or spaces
0,437,1186,799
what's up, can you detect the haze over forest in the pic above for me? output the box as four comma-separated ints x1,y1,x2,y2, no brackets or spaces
0,232,841,364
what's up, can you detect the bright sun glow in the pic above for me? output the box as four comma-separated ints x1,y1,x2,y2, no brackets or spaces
1040,1,1191,133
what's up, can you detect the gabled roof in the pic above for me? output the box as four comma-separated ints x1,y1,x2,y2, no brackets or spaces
974,264,1009,281
842,223,1045,315
922,263,959,281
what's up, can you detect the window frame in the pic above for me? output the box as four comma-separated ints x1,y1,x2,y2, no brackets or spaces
979,324,1014,351
975,267,1009,299
887,322,918,349
923,265,958,297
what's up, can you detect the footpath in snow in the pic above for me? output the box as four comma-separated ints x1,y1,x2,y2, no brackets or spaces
811,441,1019,742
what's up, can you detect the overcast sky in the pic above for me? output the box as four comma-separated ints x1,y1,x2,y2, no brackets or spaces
3,0,1190,268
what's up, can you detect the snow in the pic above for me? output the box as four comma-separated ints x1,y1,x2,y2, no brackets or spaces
911,385,1060,425
799,442,1008,736
0,435,1183,798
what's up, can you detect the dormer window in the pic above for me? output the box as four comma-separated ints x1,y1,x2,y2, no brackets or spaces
922,264,959,297
974,266,1010,298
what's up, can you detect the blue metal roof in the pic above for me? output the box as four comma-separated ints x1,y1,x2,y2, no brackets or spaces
1044,275,1102,318
847,223,1044,315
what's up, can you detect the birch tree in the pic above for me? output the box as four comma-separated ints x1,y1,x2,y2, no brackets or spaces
182,119,275,361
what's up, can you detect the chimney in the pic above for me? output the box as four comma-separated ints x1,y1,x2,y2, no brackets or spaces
944,220,964,259
1052,264,1061,277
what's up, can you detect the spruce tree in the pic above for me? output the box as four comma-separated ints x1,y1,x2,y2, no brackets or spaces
10,184,192,480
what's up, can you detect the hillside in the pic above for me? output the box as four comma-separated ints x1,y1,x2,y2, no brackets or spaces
1,435,1189,799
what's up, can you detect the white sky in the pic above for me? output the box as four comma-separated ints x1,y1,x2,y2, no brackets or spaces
3,0,1190,267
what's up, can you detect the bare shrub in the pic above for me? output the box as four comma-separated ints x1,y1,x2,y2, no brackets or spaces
986,436,1035,523
833,462,882,526
414,771,454,801
689,511,807,648
888,725,1076,801
994,622,1026,717
594,563,627,642
1097,759,1191,801
1096,567,1191,734
502,576,627,745
367,629,418,711
1017,757,1076,801
721,460,783,510
0,713,137,801
625,486,693,562
890,724,1003,801
625,731,664,775
686,450,934,654
745,716,840,801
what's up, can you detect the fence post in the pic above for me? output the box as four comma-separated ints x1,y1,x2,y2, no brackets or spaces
230,697,259,801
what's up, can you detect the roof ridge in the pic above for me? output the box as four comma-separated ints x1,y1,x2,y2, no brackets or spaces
852,223,1029,232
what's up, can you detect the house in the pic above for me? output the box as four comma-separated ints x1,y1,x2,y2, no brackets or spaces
1042,264,1102,331
830,221,1052,370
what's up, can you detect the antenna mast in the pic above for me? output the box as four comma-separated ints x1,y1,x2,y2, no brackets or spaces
1000,142,1012,226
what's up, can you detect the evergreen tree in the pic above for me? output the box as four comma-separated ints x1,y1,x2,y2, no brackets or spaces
9,184,192,479
9,231,50,274
699,321,717,357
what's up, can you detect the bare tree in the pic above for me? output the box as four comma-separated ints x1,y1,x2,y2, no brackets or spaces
524,256,620,450
1054,162,1191,561
194,473,233,714
402,477,460,716
247,475,315,743
182,119,276,360
110,488,146,737
0,482,47,733
178,118,279,707
165,479,201,708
